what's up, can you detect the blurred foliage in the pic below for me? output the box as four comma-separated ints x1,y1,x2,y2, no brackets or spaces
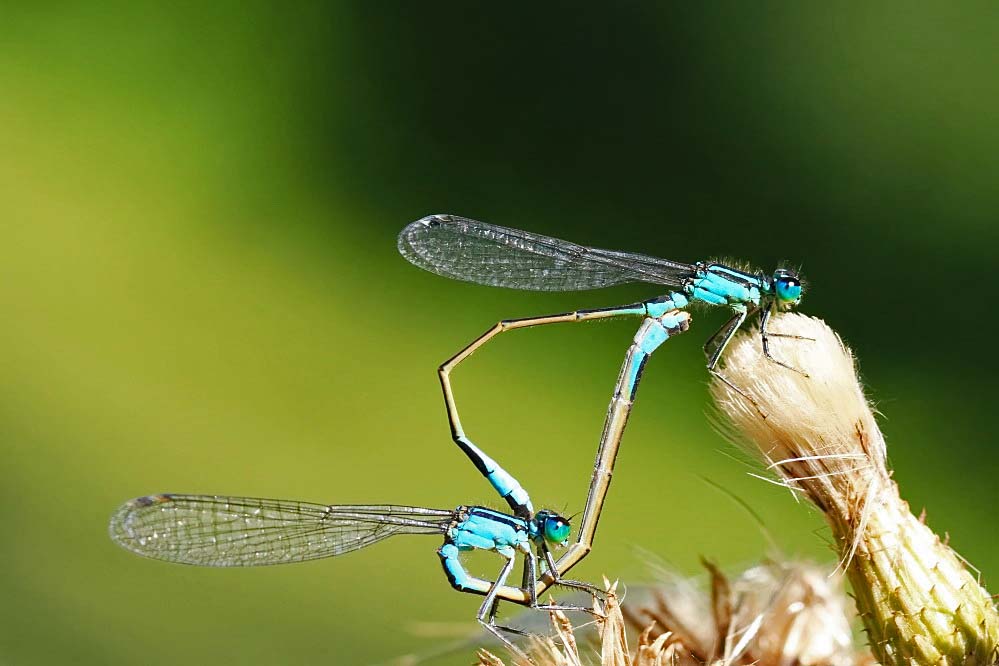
1,3,996,664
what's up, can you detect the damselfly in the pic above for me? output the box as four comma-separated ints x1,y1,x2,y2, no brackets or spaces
398,214,805,601
110,436,601,658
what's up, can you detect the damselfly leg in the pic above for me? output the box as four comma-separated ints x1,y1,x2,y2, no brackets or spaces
703,306,766,415
760,307,813,376
704,305,813,417
477,554,532,661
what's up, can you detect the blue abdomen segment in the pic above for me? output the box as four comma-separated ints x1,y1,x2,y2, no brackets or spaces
455,439,533,517
688,265,762,307
439,543,493,594
619,310,691,402
643,292,688,318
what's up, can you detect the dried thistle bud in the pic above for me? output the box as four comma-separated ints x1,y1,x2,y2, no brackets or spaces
626,558,868,665
479,559,869,666
724,560,857,666
710,313,999,665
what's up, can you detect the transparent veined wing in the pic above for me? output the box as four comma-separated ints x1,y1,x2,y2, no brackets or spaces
110,494,454,567
398,214,696,291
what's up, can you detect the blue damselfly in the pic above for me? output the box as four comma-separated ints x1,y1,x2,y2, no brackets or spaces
398,214,804,600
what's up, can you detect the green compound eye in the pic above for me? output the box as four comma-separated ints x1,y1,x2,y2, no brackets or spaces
777,278,802,303
544,516,571,544
773,269,803,306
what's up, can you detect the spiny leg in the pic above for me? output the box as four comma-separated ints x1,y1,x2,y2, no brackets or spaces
704,306,747,375
542,547,601,595
703,306,770,417
524,545,603,618
759,307,811,377
477,555,531,662
478,555,587,666
703,307,747,362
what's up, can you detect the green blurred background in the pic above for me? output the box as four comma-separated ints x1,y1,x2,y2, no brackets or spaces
2,3,997,664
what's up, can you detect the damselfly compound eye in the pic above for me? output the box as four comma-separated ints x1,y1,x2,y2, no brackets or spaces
774,270,803,307
543,516,571,545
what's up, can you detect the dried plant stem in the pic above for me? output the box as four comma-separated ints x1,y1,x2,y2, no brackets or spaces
711,314,999,665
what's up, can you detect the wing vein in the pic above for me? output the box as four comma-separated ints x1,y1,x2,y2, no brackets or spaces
398,214,694,291
109,494,453,567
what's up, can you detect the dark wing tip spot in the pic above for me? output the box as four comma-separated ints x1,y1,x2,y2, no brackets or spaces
133,494,173,507
425,214,450,227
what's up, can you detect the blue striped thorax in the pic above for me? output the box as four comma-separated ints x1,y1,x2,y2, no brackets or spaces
448,506,531,555
444,506,573,556
688,264,763,307
684,263,804,312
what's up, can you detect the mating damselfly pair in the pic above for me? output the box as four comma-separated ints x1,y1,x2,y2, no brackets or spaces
110,213,805,658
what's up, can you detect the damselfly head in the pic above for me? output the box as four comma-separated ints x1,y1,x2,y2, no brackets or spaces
535,510,572,547
773,268,803,310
